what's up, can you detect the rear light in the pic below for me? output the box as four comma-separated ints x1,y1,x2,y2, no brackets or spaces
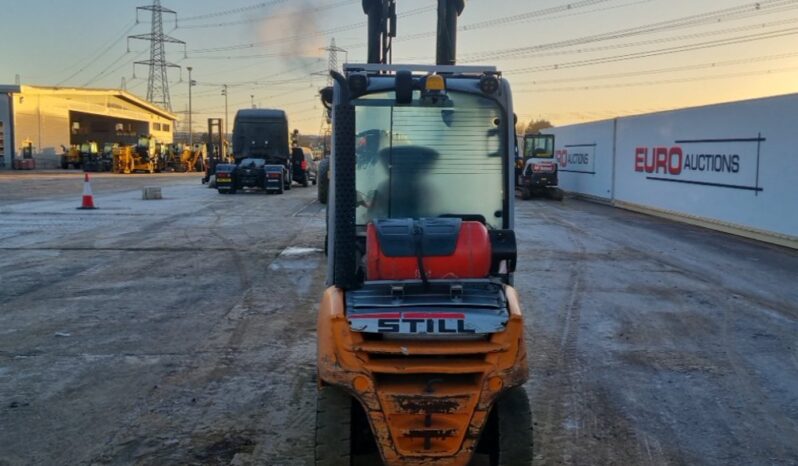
217,173,230,178
268,173,281,179
532,163,555,173
301,160,308,171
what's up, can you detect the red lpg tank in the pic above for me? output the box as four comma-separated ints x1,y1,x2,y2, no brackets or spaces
366,219,492,281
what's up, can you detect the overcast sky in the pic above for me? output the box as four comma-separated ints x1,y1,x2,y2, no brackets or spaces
2,0,797,133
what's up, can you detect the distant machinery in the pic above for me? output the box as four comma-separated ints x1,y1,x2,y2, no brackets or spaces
128,0,186,111
318,39,347,155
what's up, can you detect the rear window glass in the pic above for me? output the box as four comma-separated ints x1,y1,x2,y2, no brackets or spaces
238,158,266,167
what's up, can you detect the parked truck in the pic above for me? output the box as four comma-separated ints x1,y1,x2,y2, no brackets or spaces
230,109,292,193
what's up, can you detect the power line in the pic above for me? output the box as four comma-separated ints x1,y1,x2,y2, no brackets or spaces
82,50,149,88
483,16,798,64
188,5,435,55
512,51,798,86
188,0,631,57
172,79,313,99
515,65,798,93
504,26,798,75
464,0,617,31
389,0,653,53
194,61,324,88
55,22,138,86
178,0,358,29
192,96,318,114
180,0,289,22
181,51,295,61
51,21,137,79
462,0,798,63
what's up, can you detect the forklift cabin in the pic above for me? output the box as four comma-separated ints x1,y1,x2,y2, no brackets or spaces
317,63,530,465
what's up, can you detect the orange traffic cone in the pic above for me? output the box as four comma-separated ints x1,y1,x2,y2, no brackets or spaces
77,173,97,210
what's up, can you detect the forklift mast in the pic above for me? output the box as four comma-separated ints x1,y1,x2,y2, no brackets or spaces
207,118,224,162
362,0,465,65
362,0,395,64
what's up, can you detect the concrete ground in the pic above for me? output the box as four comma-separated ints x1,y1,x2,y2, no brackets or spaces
0,172,796,465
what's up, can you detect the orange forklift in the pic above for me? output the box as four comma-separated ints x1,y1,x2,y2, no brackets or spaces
315,1,531,464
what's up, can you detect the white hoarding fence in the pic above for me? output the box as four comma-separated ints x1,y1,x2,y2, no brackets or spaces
542,93,798,248
547,119,615,201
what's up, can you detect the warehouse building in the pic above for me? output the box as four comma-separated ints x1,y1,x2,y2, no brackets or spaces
0,85,176,169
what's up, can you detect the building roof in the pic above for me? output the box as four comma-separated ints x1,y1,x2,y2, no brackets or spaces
0,85,21,93
11,85,177,121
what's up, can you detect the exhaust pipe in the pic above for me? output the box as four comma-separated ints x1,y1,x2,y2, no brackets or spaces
363,0,383,64
436,0,465,66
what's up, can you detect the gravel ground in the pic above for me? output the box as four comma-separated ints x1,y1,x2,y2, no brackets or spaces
0,173,796,465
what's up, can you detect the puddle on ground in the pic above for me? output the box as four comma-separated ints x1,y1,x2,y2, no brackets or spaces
279,247,322,257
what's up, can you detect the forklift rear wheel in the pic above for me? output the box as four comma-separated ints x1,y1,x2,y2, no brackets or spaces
550,188,564,201
318,182,328,204
521,187,532,200
315,386,352,466
482,387,533,466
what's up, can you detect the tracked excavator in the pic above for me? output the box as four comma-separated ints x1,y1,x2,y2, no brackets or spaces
315,1,532,465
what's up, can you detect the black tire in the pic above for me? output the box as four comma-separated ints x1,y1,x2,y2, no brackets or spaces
312,178,317,186
318,159,329,204
315,386,352,466
521,187,532,200
550,188,564,201
490,387,533,466
303,179,310,188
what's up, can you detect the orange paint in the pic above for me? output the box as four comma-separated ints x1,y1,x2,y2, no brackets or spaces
317,286,529,465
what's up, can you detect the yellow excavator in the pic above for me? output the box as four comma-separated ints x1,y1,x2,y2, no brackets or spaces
60,144,82,169
163,144,203,172
113,135,158,174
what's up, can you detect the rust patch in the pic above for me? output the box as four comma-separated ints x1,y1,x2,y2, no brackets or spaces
404,428,457,439
393,395,468,414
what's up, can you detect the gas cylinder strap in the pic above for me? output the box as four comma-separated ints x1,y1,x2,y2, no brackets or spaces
413,224,429,287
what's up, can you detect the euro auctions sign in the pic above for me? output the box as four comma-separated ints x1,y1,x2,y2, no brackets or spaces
556,144,596,174
634,135,765,193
